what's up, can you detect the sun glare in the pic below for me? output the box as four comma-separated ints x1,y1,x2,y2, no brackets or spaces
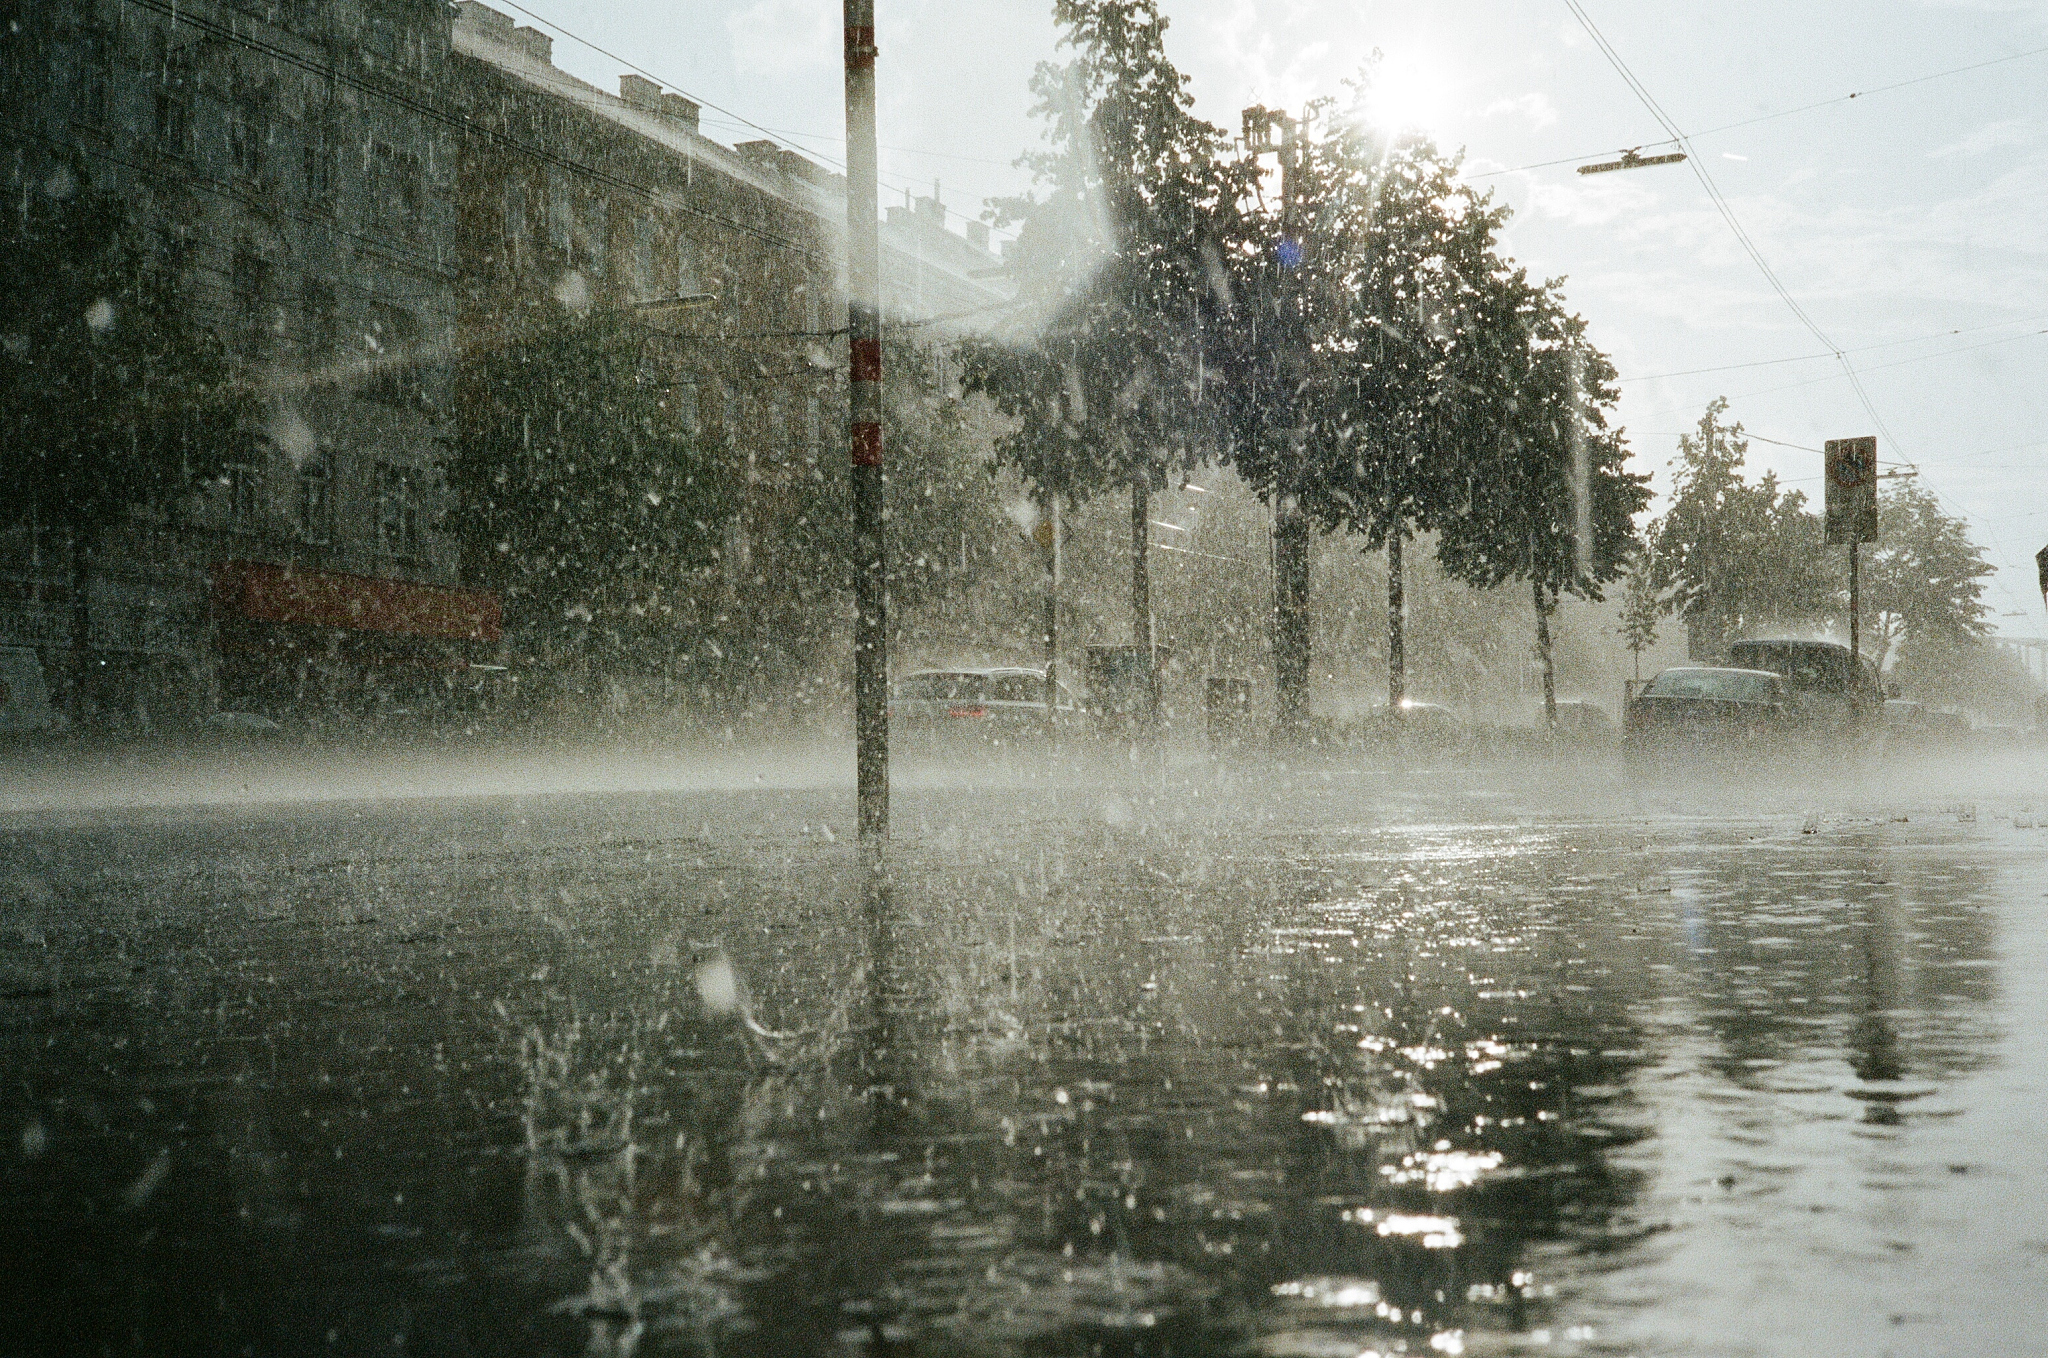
1362,51,1450,134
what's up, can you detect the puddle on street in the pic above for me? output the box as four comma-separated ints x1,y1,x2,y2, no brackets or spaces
0,781,2040,1355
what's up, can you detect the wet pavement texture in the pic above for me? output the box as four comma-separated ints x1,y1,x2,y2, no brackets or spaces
2,757,2045,1356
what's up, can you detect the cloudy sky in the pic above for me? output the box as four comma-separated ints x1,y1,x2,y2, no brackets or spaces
530,0,2048,634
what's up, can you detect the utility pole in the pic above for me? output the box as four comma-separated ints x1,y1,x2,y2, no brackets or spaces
1849,539,1860,670
845,0,887,853
1824,436,1878,678
1244,105,1311,745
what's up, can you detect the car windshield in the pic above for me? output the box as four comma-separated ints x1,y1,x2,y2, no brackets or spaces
988,674,1046,703
1643,669,1780,702
897,673,988,701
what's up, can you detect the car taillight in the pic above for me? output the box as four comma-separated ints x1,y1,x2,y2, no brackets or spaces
946,705,987,718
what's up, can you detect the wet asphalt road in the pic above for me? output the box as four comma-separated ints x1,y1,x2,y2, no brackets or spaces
1,747,2044,1356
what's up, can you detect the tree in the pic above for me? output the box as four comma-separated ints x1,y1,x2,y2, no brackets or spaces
957,0,1243,698
456,309,1009,722
1215,101,1529,727
1432,280,1648,727
1860,478,1990,672
1651,400,1833,658
1618,547,1662,683
451,312,736,685
0,162,250,723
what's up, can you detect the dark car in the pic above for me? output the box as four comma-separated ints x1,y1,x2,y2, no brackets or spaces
1722,639,1884,739
889,668,1085,740
1624,666,1794,768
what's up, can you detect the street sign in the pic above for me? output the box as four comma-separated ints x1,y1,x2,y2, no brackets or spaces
1824,437,1879,545
1576,149,1687,175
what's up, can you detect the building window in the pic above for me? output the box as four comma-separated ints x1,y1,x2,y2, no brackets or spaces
578,194,608,277
229,83,266,180
375,463,424,561
675,376,699,436
631,215,657,299
297,453,332,544
226,462,264,531
231,244,270,353
300,276,338,370
547,169,573,251
67,26,111,131
675,235,699,296
302,111,335,201
372,143,423,237
503,178,528,267
153,43,194,156
362,303,420,407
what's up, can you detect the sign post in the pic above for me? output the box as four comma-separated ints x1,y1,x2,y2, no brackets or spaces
1824,437,1879,671
845,0,887,856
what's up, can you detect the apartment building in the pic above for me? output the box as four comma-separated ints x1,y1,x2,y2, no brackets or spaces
0,0,1010,728
0,0,488,726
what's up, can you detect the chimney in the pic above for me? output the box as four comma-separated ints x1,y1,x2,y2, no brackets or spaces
778,149,821,184
964,220,989,252
620,74,662,112
661,92,700,133
452,2,514,41
509,25,552,64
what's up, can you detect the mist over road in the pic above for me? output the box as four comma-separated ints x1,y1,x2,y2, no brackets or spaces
1,749,2041,1355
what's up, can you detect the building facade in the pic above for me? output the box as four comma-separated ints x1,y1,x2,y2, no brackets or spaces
0,0,1009,729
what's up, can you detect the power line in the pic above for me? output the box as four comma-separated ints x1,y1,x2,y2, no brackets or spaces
1628,326,2048,420
1561,1,1911,462
1467,40,2048,180
1620,313,2048,382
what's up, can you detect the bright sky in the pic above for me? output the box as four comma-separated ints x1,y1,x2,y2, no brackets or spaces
527,0,2048,635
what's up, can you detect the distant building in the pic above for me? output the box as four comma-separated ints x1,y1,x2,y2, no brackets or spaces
446,2,1010,699
0,0,1011,729
0,0,482,727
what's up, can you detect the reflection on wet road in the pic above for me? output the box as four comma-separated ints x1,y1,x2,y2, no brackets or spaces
1,768,2043,1355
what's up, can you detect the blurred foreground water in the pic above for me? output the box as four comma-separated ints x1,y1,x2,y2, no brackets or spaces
1,746,2043,1355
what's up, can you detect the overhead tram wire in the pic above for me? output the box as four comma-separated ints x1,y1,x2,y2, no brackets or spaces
1560,1,1910,462
493,1,1017,244
1467,40,2048,180
1628,327,2048,421
122,0,829,264
1561,6,2038,618
1621,313,2048,382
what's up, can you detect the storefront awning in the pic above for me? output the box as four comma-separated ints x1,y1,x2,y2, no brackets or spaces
212,560,501,644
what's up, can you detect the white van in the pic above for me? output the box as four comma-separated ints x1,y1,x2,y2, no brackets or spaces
0,647,67,732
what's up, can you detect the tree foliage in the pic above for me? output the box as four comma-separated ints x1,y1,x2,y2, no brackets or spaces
0,162,248,538
451,314,736,672
1432,278,1647,605
1651,399,1833,656
1861,478,1991,670
1216,113,1513,549
956,0,1241,504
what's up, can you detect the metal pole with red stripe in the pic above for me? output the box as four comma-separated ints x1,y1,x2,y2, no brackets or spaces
845,0,888,851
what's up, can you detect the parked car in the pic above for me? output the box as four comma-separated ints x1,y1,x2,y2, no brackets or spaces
200,710,285,739
889,668,1085,740
1624,666,1794,769
1722,639,1884,740
1365,699,1468,747
1545,700,1615,742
